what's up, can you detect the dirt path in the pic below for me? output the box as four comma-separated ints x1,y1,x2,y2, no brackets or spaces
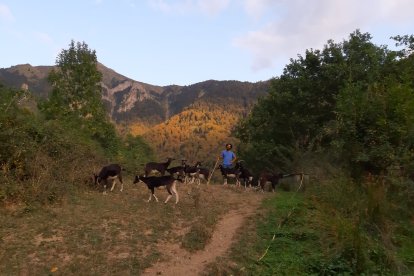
143,190,263,275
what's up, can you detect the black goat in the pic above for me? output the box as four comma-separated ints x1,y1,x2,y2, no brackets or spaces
144,157,174,176
94,164,123,194
193,167,210,186
184,161,202,184
237,161,254,189
258,172,284,192
166,159,187,179
218,164,241,186
133,175,180,204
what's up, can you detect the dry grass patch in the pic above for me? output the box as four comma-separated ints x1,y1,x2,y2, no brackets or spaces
0,181,260,275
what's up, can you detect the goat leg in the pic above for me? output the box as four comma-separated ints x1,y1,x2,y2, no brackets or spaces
172,182,179,204
164,195,172,204
165,184,173,204
110,179,116,191
174,191,179,204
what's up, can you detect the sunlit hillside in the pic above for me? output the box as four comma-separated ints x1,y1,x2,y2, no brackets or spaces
0,64,270,166
135,100,243,166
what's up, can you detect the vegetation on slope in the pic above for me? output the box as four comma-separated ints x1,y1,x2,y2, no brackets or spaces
0,40,153,205
229,30,414,274
140,101,241,164
1,30,414,275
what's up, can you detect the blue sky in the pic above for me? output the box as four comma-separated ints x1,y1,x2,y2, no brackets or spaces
1,0,413,86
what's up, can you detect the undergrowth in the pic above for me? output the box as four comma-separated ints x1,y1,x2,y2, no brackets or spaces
205,175,414,275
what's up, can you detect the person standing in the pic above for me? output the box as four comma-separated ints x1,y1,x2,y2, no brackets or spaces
220,143,236,169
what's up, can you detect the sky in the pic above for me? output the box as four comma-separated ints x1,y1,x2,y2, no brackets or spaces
1,0,413,86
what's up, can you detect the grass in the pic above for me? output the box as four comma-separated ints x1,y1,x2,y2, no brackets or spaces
0,181,247,275
2,176,413,275
204,178,414,275
205,191,323,275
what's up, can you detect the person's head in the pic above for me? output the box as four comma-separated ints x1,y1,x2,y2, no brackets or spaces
225,143,232,150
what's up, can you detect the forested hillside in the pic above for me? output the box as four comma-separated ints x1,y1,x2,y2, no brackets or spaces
139,101,240,163
0,65,269,162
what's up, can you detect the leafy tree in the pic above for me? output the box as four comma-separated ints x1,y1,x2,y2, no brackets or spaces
42,40,105,121
235,34,350,171
334,34,414,176
236,30,414,177
39,40,120,155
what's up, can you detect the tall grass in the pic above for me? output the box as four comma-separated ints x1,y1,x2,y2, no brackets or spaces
206,172,414,275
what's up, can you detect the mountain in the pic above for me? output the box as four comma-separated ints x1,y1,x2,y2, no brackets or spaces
0,63,270,163
0,64,52,97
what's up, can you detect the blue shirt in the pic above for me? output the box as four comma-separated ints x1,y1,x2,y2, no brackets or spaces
221,150,236,166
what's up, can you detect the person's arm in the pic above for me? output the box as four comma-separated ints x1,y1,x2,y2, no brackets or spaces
231,152,237,163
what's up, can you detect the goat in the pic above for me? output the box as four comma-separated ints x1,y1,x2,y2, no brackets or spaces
166,159,187,179
258,172,284,192
218,164,241,186
184,161,202,184
193,167,210,186
144,157,174,176
94,164,123,194
237,161,254,189
133,175,180,204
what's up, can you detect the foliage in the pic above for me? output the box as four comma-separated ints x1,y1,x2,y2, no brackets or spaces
0,40,154,205
0,84,104,204
229,30,414,274
117,134,154,172
41,40,104,120
38,40,121,156
333,33,414,177
206,175,414,275
139,101,241,165
236,30,414,178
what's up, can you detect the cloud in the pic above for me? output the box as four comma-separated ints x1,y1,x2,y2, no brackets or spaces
147,0,230,15
243,0,277,19
378,0,413,23
33,32,54,45
235,0,414,72
0,4,14,22
197,0,230,16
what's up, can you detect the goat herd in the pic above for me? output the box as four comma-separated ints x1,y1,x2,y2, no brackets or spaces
93,158,287,204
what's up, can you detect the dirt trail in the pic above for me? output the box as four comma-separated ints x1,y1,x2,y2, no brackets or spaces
143,191,263,275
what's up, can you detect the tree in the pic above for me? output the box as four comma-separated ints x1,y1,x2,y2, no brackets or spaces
235,30,414,176
39,40,120,155
235,34,349,171
333,34,414,177
41,40,105,121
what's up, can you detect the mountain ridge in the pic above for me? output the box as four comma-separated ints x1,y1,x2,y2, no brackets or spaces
0,63,271,161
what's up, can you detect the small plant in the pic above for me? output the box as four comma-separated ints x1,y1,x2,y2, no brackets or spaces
181,222,213,252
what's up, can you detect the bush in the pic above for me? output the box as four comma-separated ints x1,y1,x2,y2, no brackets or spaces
0,84,153,206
